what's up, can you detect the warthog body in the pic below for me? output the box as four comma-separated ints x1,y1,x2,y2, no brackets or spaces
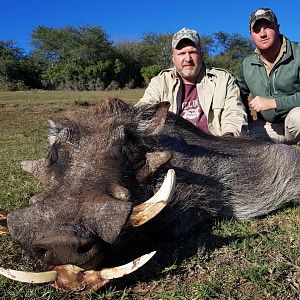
7,98,300,270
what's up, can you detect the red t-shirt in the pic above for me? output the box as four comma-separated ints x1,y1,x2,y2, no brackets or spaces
179,84,211,135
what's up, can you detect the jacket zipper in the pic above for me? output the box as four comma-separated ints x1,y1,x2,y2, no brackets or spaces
272,69,278,95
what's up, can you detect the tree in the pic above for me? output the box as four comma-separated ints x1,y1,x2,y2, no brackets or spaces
141,32,173,69
114,41,146,87
115,32,172,87
140,65,161,85
0,28,255,90
31,25,114,64
0,40,25,90
30,25,118,89
206,32,254,75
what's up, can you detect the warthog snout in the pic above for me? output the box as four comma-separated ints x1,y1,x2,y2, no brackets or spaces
31,235,105,268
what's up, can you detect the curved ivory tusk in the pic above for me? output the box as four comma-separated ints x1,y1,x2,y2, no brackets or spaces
130,169,176,227
98,250,156,279
0,210,9,236
52,251,157,291
0,251,156,290
0,267,57,283
0,227,9,235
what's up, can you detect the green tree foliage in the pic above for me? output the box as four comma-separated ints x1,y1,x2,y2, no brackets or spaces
30,25,118,89
114,41,146,87
41,62,84,90
1,28,254,90
141,32,173,69
199,35,214,61
31,25,114,64
0,41,26,90
205,31,254,75
140,65,161,85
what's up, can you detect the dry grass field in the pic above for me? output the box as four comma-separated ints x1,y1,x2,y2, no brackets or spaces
0,90,299,299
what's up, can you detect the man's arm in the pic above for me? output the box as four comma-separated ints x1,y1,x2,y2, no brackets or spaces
275,93,300,111
135,76,162,107
235,64,254,122
221,73,248,136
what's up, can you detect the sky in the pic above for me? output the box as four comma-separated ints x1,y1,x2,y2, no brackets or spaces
1,0,300,53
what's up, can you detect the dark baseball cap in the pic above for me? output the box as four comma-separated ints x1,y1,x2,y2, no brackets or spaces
172,28,201,49
250,8,278,30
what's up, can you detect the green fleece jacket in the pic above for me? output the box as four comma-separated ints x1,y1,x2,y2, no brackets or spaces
236,35,300,122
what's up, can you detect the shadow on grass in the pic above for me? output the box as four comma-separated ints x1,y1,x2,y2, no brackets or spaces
100,217,251,292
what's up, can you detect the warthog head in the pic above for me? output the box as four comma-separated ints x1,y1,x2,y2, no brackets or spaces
7,98,174,270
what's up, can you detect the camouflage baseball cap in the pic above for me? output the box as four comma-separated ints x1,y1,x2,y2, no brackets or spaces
172,28,201,49
250,8,278,30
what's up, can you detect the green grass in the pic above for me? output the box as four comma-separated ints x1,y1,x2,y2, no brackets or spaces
0,90,299,299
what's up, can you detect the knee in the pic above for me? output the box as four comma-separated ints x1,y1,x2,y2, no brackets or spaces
286,107,300,128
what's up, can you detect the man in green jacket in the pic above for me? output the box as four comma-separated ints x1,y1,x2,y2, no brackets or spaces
236,8,300,144
137,28,247,137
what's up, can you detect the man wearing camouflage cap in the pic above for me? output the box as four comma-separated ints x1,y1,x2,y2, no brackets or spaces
137,28,247,137
236,8,300,144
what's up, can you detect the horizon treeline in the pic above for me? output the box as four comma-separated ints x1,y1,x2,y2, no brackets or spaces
0,25,254,91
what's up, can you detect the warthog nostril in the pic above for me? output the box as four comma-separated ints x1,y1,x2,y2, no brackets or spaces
31,236,104,267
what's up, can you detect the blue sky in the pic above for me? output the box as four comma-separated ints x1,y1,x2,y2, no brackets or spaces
1,0,300,53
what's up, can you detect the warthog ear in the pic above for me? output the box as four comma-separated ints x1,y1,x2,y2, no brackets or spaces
21,159,49,184
137,102,170,136
48,120,78,146
47,120,79,166
48,120,62,145
81,196,132,244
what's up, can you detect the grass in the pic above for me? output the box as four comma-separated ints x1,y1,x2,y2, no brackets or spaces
0,90,299,299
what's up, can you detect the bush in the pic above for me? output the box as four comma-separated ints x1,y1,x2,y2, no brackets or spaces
141,65,161,85
106,80,120,91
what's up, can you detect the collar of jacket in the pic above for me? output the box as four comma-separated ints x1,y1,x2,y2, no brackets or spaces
250,35,291,66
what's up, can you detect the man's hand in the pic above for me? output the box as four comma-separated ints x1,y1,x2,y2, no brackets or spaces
249,96,277,112
221,132,235,138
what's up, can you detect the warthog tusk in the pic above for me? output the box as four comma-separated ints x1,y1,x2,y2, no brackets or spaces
130,169,176,227
99,250,156,279
0,251,156,291
0,267,57,283
53,251,157,291
0,210,9,236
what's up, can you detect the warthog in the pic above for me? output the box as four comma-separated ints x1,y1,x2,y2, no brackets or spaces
4,98,300,289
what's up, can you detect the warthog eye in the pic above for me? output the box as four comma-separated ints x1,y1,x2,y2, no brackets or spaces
77,242,93,254
34,246,47,259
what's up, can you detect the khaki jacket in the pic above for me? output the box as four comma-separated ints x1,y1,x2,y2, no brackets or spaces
137,65,247,136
